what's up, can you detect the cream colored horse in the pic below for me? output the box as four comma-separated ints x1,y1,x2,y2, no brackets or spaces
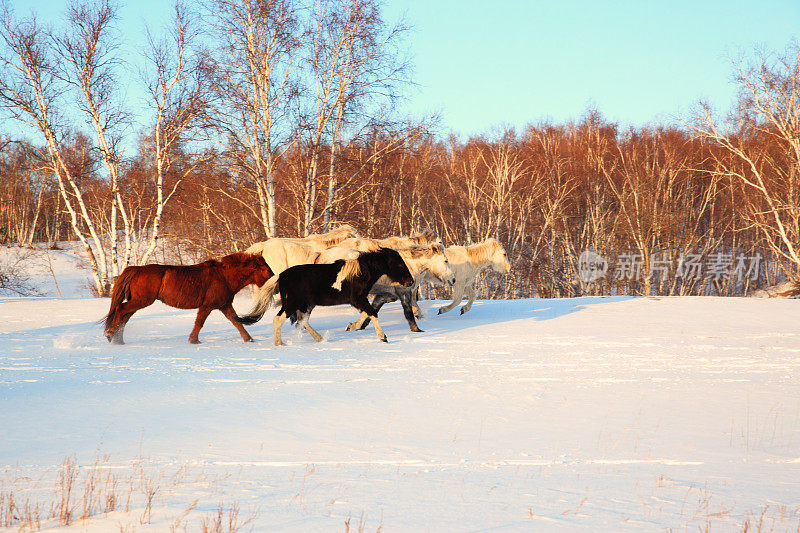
343,243,456,332
422,238,511,315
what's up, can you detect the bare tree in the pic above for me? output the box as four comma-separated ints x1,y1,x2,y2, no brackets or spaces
203,0,302,238
55,0,132,275
303,0,409,234
695,45,800,276
0,5,112,294
139,1,208,265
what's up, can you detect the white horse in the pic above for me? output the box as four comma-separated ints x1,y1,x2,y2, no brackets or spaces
343,243,456,332
420,238,511,315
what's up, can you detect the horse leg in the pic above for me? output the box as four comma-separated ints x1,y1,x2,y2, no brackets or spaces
273,311,289,346
188,306,213,344
438,281,466,315
296,311,323,342
107,299,150,344
412,292,423,319
221,304,253,342
110,311,136,344
351,295,388,343
460,284,477,315
398,290,423,332
347,293,394,331
409,289,423,318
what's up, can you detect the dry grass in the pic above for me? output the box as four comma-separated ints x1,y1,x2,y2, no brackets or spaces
200,502,255,533
739,504,800,532
0,455,260,532
0,454,150,530
344,511,383,533
0,490,42,529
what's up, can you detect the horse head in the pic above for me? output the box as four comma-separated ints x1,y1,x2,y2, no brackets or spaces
487,239,512,274
247,254,274,287
429,244,456,285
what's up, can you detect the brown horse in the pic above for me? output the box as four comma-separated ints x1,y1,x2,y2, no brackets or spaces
103,253,273,345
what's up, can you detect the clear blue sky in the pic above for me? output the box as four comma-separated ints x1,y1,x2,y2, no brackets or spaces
383,0,800,134
13,0,800,138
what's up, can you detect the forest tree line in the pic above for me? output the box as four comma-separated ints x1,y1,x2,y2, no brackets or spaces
2,0,800,298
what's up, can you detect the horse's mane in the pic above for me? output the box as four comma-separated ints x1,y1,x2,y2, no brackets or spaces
466,238,500,263
304,224,359,246
409,228,436,243
339,237,382,252
398,243,443,259
219,252,259,266
328,223,359,236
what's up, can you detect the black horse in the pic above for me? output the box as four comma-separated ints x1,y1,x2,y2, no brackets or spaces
238,248,414,345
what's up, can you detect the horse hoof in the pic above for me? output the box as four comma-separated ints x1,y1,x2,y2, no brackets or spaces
380,336,388,343
108,333,124,345
460,308,466,315
189,339,201,344
437,308,444,315
410,325,423,333
345,323,356,331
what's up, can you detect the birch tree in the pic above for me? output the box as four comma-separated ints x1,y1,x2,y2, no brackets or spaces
307,0,410,233
695,46,800,275
0,6,112,294
55,0,132,275
204,0,301,238
139,1,208,264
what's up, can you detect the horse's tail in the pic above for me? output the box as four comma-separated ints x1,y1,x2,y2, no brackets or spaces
237,275,279,325
103,267,135,332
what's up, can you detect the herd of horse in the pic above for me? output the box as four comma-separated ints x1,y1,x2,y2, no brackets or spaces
102,225,512,346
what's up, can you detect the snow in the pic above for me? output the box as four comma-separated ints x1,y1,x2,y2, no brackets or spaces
1,247,800,530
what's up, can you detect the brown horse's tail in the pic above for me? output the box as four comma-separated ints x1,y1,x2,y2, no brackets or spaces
103,267,135,333
237,275,279,325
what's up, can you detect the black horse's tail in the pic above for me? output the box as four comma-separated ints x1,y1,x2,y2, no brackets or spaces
237,276,279,325
103,267,135,332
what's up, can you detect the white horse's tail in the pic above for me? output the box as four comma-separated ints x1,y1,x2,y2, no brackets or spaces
237,275,280,325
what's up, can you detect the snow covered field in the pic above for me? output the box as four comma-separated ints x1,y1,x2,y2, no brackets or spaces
1,246,800,531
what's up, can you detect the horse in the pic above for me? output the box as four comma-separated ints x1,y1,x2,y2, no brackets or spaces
416,238,511,315
237,248,414,345
103,252,273,345
343,243,456,332
241,230,437,318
